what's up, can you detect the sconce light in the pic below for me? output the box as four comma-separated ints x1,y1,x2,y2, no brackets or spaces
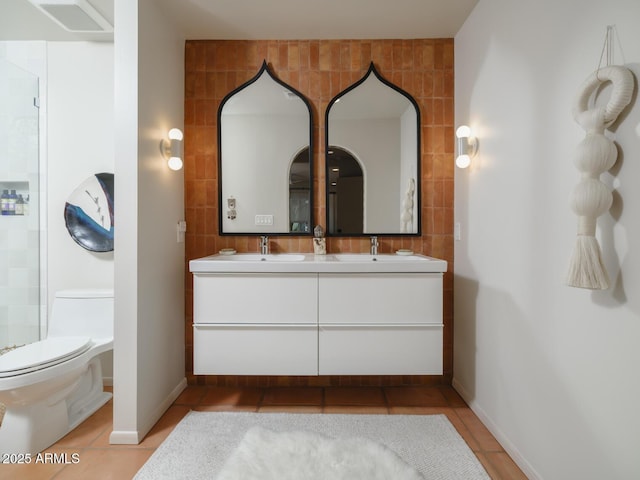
161,128,184,171
455,125,477,169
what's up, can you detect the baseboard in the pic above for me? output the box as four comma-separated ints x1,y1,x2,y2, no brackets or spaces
452,377,542,480
109,430,141,444
109,377,187,445
138,377,188,441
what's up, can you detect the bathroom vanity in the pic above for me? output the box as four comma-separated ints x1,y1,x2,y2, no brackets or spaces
190,253,447,376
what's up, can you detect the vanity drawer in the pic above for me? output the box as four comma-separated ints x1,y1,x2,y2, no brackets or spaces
193,273,317,324
194,324,318,375
318,324,443,375
318,273,442,324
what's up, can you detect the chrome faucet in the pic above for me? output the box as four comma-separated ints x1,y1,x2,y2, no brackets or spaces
260,236,269,255
370,236,379,255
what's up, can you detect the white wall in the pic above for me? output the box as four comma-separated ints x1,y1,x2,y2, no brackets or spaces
47,42,114,305
454,1,640,479
48,42,114,380
135,0,186,437
111,0,186,444
221,115,307,232
331,118,400,232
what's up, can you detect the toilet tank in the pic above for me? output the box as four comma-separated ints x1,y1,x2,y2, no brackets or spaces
47,290,114,340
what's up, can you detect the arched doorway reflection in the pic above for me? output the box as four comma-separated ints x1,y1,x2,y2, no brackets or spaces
289,147,311,232
327,146,364,234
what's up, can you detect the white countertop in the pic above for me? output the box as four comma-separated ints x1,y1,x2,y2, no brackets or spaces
189,253,447,274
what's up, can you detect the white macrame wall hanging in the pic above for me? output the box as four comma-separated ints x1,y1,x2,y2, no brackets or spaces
566,28,635,290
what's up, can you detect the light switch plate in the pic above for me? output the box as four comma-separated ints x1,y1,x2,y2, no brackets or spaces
255,214,274,225
177,220,187,243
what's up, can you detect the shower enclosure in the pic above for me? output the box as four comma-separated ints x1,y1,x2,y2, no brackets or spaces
0,57,41,352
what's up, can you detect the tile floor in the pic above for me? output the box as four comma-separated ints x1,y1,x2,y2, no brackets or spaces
1,385,528,480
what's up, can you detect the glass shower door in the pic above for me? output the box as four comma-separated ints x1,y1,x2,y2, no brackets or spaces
0,57,40,352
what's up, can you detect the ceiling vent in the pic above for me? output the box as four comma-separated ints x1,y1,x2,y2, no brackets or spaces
28,0,113,33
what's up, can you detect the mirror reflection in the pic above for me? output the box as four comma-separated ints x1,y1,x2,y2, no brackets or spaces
327,147,363,234
289,147,311,232
219,61,313,234
326,63,420,236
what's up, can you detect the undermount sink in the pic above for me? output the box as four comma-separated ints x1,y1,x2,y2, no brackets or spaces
217,253,306,262
332,253,429,262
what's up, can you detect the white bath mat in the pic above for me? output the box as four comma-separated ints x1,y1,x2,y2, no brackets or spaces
217,426,423,480
134,411,490,480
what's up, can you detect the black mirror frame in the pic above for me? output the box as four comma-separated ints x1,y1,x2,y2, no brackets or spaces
217,60,314,236
324,62,421,237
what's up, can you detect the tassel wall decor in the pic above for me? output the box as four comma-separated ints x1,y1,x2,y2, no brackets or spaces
566,65,634,289
400,178,415,233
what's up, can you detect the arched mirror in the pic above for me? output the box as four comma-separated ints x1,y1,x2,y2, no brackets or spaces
218,61,313,234
325,63,420,236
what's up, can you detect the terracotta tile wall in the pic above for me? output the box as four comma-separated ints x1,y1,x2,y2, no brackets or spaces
184,39,454,387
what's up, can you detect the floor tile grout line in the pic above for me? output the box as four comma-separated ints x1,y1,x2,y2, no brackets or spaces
451,406,501,455
85,422,113,448
381,385,391,409
257,386,266,410
446,406,503,479
477,451,505,480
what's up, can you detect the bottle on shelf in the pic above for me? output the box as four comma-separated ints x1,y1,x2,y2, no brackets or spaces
1,190,8,216
15,194,24,215
8,190,17,215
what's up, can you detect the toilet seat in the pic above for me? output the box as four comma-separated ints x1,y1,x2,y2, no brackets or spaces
0,337,92,378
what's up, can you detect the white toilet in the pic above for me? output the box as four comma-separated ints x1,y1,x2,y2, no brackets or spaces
0,289,113,455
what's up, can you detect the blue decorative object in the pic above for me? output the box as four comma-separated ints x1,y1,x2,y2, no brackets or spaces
64,172,114,252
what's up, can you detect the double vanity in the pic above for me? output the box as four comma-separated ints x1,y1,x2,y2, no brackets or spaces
193,60,444,377
190,253,447,376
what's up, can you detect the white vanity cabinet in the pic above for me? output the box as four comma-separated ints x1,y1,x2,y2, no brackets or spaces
190,253,447,376
318,273,443,375
192,273,318,375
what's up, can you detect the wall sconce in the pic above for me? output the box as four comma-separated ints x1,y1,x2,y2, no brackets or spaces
455,125,477,169
161,128,183,171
